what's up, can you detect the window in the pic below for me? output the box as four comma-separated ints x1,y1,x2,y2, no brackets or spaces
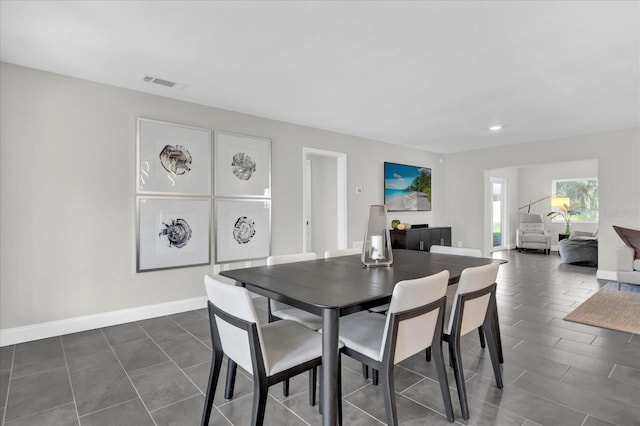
551,178,598,222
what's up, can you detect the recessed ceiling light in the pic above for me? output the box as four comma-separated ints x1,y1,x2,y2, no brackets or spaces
489,125,502,132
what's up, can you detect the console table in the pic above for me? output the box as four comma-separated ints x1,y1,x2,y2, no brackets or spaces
390,226,452,251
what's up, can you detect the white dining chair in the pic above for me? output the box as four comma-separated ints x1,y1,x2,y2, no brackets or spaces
324,247,373,381
266,252,322,397
267,252,323,330
430,245,482,257
334,271,454,424
429,262,503,420
324,247,361,258
202,275,326,426
428,245,487,350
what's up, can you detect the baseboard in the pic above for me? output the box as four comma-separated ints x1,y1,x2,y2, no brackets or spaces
0,296,207,347
596,270,617,281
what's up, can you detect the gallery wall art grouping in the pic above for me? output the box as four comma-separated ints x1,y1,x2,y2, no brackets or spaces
135,117,272,272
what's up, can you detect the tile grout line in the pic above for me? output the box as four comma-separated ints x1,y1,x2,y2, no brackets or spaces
99,328,159,426
269,393,313,426
2,339,75,424
60,336,82,426
134,318,221,423
76,397,139,420
147,393,201,414
1,345,15,426
341,399,388,425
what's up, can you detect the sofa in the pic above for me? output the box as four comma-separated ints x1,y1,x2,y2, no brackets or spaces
516,213,551,254
617,246,640,287
613,225,640,288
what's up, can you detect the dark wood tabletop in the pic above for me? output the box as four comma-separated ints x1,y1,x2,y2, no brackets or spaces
220,249,505,426
220,249,504,316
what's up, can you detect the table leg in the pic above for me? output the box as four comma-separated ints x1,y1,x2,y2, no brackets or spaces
322,308,339,426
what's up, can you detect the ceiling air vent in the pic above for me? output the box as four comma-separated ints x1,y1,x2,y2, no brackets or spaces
142,75,177,88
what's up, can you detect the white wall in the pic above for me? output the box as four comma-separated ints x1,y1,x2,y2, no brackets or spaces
0,63,444,331
445,129,640,275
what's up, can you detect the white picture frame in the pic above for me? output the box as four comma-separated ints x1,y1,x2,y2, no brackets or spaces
215,198,271,263
137,197,211,272
215,131,271,198
137,117,212,195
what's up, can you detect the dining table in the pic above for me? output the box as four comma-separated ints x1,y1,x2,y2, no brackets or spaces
220,249,506,426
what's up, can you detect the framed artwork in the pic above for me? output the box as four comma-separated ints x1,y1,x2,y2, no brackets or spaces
137,117,212,195
215,198,271,263
384,162,432,211
215,131,271,198
137,197,211,272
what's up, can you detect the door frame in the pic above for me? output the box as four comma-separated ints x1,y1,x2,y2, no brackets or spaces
302,147,347,253
489,176,508,252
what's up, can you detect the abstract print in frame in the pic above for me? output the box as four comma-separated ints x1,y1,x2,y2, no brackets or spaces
137,117,212,195
137,197,211,272
215,199,271,263
214,131,271,198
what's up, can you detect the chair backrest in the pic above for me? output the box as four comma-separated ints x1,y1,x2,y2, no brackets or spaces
267,252,318,265
447,262,500,336
380,270,449,363
519,213,544,234
430,245,482,257
267,253,318,312
324,248,361,258
204,275,268,374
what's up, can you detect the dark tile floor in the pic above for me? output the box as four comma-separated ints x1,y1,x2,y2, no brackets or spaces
1,250,639,425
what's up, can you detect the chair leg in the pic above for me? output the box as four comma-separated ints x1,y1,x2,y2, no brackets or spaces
483,322,504,389
492,298,504,364
251,376,269,426
201,349,223,426
478,327,486,349
318,366,323,415
372,368,379,385
425,346,431,362
224,359,237,399
362,363,369,379
432,341,454,422
449,337,470,420
283,378,290,397
309,367,317,406
381,363,398,426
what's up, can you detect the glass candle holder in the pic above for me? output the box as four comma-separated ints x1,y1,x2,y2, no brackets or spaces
361,205,393,267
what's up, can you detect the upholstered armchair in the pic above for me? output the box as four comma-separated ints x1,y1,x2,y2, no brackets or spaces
617,246,640,287
516,213,551,255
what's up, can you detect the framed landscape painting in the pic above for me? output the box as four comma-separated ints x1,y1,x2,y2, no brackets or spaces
137,197,211,272
384,162,432,211
137,118,212,195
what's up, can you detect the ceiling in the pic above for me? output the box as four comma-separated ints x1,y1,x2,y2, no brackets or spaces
1,1,638,154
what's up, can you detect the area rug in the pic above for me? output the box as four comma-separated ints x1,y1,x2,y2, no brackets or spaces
563,282,640,335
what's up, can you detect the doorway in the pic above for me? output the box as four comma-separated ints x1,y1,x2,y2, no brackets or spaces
490,177,507,251
302,148,347,254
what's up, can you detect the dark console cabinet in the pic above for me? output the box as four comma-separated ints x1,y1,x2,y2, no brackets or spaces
390,227,452,251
